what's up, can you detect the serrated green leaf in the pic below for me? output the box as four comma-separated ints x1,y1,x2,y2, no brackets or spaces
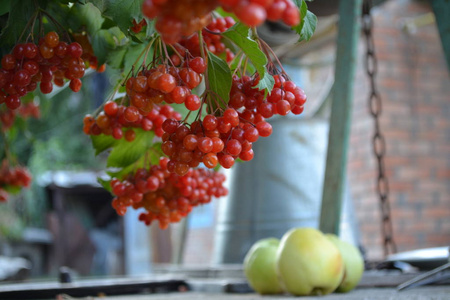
293,0,317,42
97,176,112,193
123,42,148,73
207,51,232,109
91,27,127,65
106,142,162,180
0,1,38,47
222,23,274,93
145,19,156,36
91,133,117,156
107,129,155,168
102,0,145,35
300,11,317,42
68,2,104,34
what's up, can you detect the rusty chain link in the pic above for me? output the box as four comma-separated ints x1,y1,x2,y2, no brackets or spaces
362,0,397,257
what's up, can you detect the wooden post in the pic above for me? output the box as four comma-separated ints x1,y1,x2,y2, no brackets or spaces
319,0,363,235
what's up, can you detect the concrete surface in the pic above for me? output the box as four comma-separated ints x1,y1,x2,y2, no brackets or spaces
83,286,450,300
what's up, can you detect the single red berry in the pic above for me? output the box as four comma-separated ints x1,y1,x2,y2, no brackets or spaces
125,129,136,141
188,57,207,74
5,95,21,110
44,31,60,48
40,81,53,94
104,101,119,116
68,42,83,58
124,106,140,122
69,78,82,92
185,94,201,111
256,121,272,137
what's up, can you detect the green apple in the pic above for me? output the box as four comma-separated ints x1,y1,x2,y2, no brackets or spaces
326,234,364,293
276,227,344,296
243,238,284,294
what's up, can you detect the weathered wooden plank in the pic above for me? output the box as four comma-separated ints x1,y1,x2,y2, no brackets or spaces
319,0,363,235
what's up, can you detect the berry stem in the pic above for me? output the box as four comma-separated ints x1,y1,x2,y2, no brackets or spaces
17,10,39,43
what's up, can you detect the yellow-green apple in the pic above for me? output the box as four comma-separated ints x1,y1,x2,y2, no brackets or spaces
276,227,344,296
243,238,284,294
326,234,364,293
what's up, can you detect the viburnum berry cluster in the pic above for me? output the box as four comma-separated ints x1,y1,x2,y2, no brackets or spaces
0,160,32,202
160,73,306,176
0,102,40,130
72,33,106,73
110,157,228,229
179,16,236,62
126,57,206,112
83,103,182,140
143,0,301,45
219,0,300,27
142,0,217,44
0,31,85,110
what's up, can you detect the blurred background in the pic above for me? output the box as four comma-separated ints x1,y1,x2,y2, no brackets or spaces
0,0,448,283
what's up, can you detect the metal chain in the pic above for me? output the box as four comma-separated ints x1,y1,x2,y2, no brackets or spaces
362,0,397,257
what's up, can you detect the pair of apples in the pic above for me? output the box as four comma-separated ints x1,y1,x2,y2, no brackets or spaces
243,227,364,295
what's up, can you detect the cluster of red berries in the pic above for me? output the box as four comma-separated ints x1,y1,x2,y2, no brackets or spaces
0,161,32,202
142,0,218,44
131,19,148,34
179,16,236,62
72,33,106,73
0,31,85,110
125,58,206,113
230,73,306,117
160,72,306,175
0,102,40,130
160,113,270,175
110,157,228,229
83,103,181,140
219,0,300,27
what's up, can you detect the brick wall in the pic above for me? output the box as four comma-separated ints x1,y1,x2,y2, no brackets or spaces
349,0,450,260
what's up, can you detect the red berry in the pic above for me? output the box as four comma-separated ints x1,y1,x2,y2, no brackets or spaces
5,95,21,110
68,42,83,58
69,78,82,92
124,106,140,122
185,94,201,111
104,101,119,116
188,57,207,74
256,121,272,137
235,3,266,27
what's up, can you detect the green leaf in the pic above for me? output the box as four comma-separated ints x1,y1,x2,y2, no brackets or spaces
123,42,149,73
207,51,232,110
91,27,128,66
106,46,127,69
102,0,145,35
89,0,107,13
91,133,117,156
293,0,317,42
0,1,37,47
0,0,11,16
3,185,22,195
222,23,274,93
106,129,155,168
68,2,105,34
106,142,162,180
97,176,112,193
300,11,317,42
